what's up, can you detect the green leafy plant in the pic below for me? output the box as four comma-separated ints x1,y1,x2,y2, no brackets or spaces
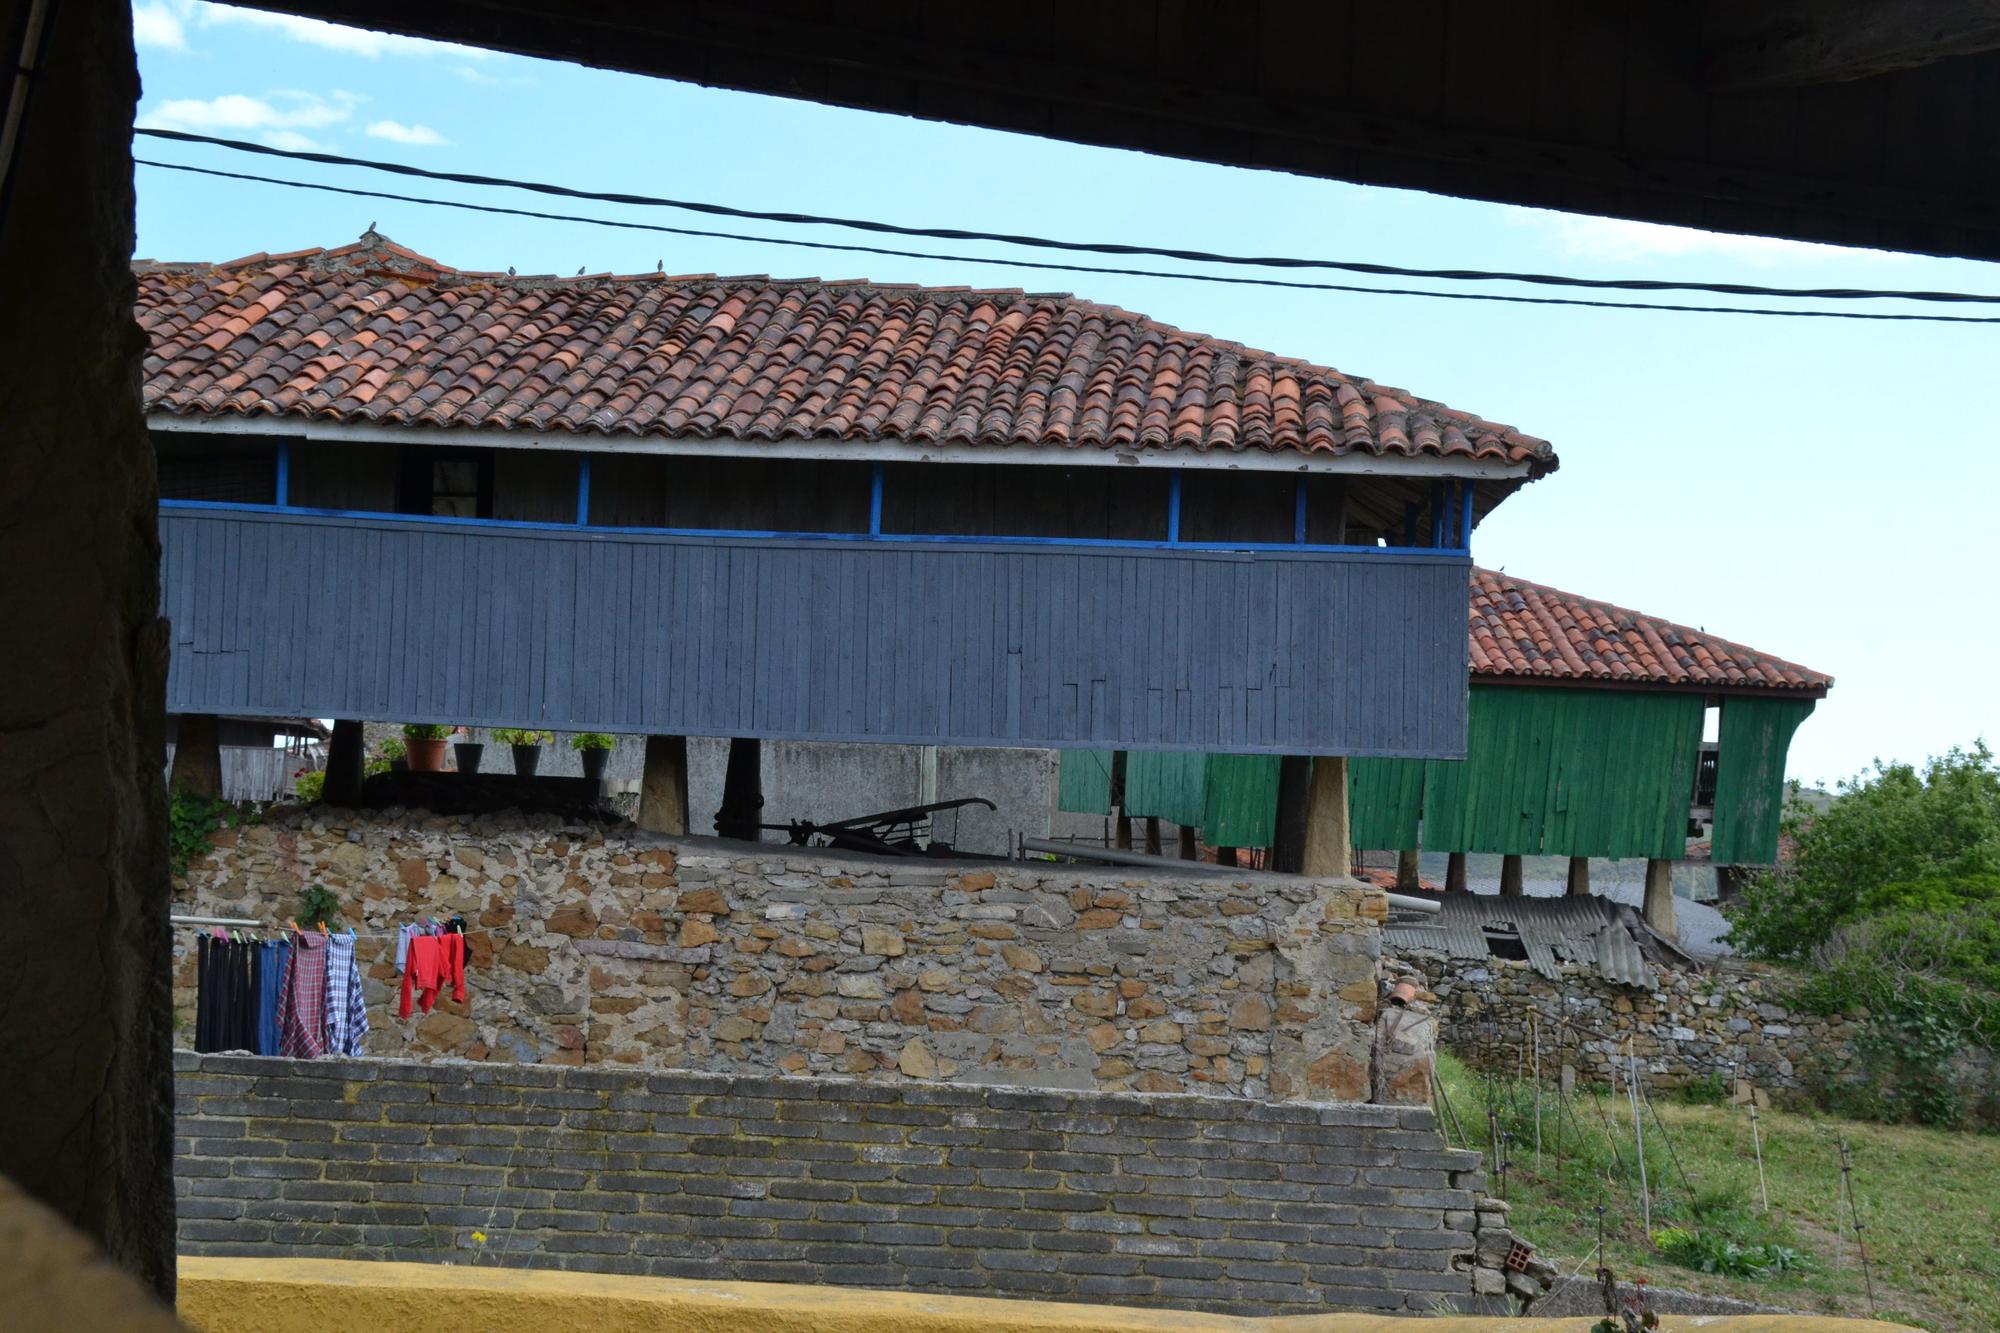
1653,1227,1818,1279
292,768,325,802
298,884,342,930
402,723,453,741
380,738,407,762
1676,1072,1731,1107
494,728,553,746
569,732,615,752
168,793,253,877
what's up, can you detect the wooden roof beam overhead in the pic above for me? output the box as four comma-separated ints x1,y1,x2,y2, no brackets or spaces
1704,0,2000,90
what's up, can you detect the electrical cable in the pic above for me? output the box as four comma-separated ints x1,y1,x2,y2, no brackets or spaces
135,126,2000,308
135,158,2000,325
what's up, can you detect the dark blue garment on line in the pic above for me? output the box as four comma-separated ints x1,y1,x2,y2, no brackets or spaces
254,940,289,1056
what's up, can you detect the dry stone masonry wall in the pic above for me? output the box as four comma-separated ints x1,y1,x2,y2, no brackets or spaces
1390,949,1997,1104
175,809,1385,1101
172,1051,1537,1314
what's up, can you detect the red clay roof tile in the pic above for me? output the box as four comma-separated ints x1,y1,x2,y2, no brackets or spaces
1470,568,1830,692
136,232,1558,469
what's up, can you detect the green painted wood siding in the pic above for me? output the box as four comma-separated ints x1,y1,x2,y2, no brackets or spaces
1057,749,1114,814
1351,758,1427,850
1419,687,1704,859
1710,696,1815,866
1124,752,1208,828
1354,688,1709,859
1203,755,1282,848
1055,751,1283,847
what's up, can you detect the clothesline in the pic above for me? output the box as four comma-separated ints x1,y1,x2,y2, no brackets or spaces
172,913,496,941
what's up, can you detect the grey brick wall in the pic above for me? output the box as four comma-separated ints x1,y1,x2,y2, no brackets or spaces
175,1051,1495,1314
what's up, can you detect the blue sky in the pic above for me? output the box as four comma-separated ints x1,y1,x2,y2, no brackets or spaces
131,3,2000,786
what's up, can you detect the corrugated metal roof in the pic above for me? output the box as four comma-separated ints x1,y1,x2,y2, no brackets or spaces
1384,892,1668,988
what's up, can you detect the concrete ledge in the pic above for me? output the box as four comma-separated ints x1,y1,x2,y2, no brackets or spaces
0,1175,185,1332
177,1256,1909,1332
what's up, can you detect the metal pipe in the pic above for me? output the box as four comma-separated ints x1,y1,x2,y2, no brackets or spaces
171,914,263,928
1018,837,1441,913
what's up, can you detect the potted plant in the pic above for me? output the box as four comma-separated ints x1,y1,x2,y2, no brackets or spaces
453,727,485,776
570,732,615,782
402,723,451,772
494,728,553,776
379,737,408,773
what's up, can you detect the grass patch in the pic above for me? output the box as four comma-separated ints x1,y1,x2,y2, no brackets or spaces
1434,1052,2000,1331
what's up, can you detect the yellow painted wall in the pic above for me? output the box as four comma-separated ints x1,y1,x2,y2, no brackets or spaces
179,1256,1910,1333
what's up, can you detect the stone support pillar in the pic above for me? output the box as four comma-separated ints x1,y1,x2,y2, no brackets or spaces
1445,851,1468,894
323,720,365,808
1271,755,1311,874
1566,855,1591,897
1301,757,1351,878
1643,857,1678,938
0,0,176,1297
1395,847,1421,892
715,737,763,842
168,714,222,799
1499,854,1525,897
636,735,690,836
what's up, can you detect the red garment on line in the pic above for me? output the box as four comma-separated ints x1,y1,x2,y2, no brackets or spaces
399,933,467,1017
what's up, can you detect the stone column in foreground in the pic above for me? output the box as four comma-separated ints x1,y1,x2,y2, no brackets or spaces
637,735,690,836
1301,756,1351,878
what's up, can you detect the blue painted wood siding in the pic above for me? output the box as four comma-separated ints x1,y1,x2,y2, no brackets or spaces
159,508,1470,755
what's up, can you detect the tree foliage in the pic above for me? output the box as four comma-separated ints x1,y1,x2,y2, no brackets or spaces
1729,742,2000,961
1728,743,2000,1126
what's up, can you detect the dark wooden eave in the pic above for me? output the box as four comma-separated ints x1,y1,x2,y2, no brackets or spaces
258,0,2000,261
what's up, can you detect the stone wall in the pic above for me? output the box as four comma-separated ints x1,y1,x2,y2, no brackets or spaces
1390,949,1996,1108
172,1051,1533,1315
175,809,1383,1100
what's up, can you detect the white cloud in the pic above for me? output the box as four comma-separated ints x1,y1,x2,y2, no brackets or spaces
260,129,322,152
138,89,363,134
132,2,187,49
1503,207,1909,266
366,119,447,147
194,3,498,61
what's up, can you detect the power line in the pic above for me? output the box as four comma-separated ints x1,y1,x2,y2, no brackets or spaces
136,159,2000,325
135,127,2000,309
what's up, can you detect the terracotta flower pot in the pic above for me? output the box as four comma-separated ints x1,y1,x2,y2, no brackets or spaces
406,737,448,772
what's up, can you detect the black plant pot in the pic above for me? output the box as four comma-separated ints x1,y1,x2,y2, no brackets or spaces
580,747,610,782
454,742,484,775
389,758,408,774
512,744,542,777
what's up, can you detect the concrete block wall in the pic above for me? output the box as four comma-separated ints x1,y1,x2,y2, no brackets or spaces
173,1052,1516,1315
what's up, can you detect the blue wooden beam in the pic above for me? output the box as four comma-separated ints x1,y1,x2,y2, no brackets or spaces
156,499,1477,560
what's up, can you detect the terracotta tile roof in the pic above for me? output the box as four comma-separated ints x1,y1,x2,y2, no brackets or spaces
1471,568,1830,692
134,232,1556,469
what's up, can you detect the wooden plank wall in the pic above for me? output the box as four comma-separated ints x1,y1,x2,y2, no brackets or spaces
159,508,1471,755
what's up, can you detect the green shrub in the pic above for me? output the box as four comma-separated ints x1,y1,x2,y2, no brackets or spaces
1728,743,2000,1127
168,793,251,877
494,727,553,746
402,723,453,741
292,769,325,803
380,738,407,762
298,884,342,930
569,732,615,752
